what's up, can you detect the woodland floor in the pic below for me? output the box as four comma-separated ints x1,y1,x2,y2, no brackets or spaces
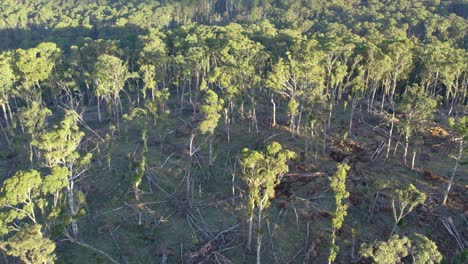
0,103,466,264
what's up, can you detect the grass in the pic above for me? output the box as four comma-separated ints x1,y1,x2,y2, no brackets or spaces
0,103,465,263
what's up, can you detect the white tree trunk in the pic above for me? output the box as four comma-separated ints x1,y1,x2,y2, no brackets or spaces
386,112,395,158
256,208,262,264
67,179,79,237
442,139,463,205
271,98,276,127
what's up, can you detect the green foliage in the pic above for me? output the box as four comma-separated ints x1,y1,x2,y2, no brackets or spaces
0,52,15,104
448,116,468,141
15,42,61,86
360,235,411,264
199,90,223,135
328,163,350,263
0,168,69,230
360,234,442,264
412,233,443,264
1,224,56,264
391,184,426,234
32,110,86,167
398,84,438,137
17,102,52,138
0,170,42,225
241,142,296,216
94,54,135,105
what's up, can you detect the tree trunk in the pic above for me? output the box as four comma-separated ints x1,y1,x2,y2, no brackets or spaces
1,103,10,132
224,108,230,144
247,214,253,253
296,106,302,135
349,98,356,138
97,98,102,123
323,121,328,154
411,150,416,170
386,112,395,159
256,208,262,264
271,97,276,127
403,135,409,165
187,133,195,205
67,179,79,237
442,139,463,205
209,136,213,165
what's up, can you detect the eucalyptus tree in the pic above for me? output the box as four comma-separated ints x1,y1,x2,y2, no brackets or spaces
93,54,135,126
442,116,467,205
198,89,223,165
397,84,437,167
360,41,391,113
68,39,123,105
380,36,414,109
315,23,356,128
170,24,212,113
0,52,16,133
347,64,366,138
0,168,69,264
0,224,56,264
390,184,426,236
241,142,295,262
138,28,168,96
123,108,149,200
17,102,52,163
328,163,350,264
266,39,326,134
14,42,61,102
438,46,466,115
418,39,451,97
32,110,92,237
360,234,442,264
139,64,158,101
209,23,266,136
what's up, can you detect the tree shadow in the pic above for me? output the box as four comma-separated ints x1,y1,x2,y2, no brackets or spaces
0,24,148,53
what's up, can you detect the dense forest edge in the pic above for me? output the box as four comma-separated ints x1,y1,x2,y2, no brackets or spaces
0,0,466,263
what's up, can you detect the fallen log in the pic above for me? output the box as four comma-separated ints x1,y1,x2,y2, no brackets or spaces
183,223,239,264
282,172,327,183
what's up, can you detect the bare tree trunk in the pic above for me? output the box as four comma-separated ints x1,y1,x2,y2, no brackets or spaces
386,112,395,159
323,121,328,154
403,135,409,166
1,104,10,131
224,108,230,144
247,214,253,253
271,97,276,127
97,98,102,123
256,208,262,264
349,98,356,138
187,133,195,205
296,107,302,135
411,150,416,170
209,136,213,165
442,139,463,205
67,179,79,237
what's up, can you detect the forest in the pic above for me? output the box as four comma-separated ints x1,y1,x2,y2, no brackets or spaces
0,0,466,263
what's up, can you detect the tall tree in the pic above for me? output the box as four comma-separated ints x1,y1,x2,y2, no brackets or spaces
17,102,52,163
328,163,350,264
241,142,295,263
32,110,92,237
442,116,467,205
94,54,134,126
14,42,61,102
0,52,16,133
198,89,223,165
397,84,437,167
390,184,426,236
